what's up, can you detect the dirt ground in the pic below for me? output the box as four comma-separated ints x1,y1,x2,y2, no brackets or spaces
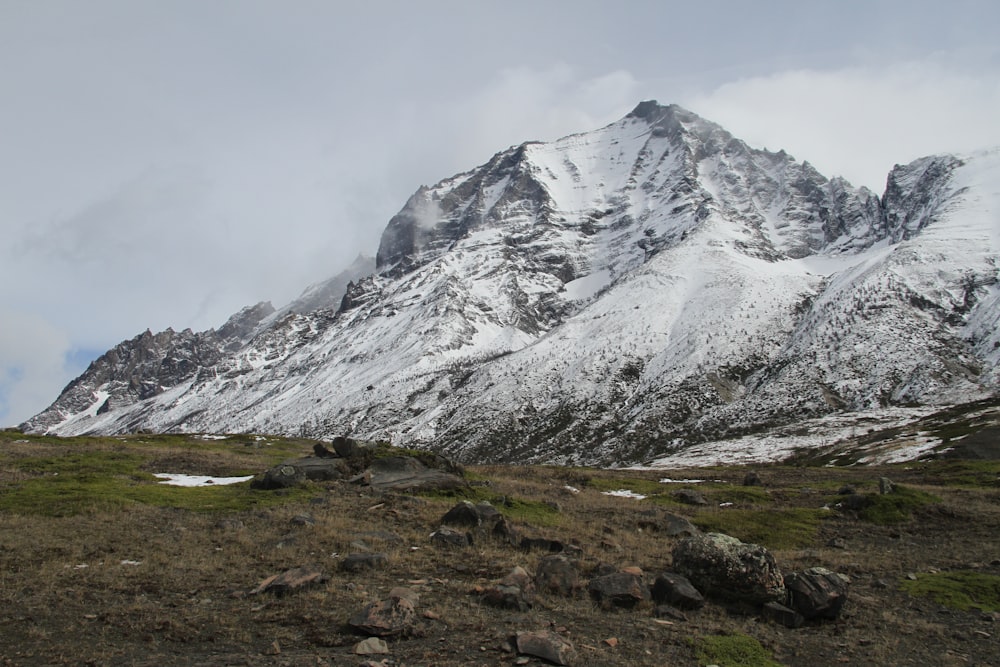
1,434,999,666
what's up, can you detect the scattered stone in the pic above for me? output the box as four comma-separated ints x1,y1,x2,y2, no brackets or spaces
603,637,619,647
430,526,472,548
341,552,389,573
251,463,306,490
521,537,567,553
249,564,328,597
651,572,705,610
290,514,315,527
440,501,517,544
368,456,466,493
762,601,805,628
785,567,850,620
743,471,764,487
654,604,688,622
662,513,700,537
353,637,389,655
826,537,848,549
482,566,535,611
534,555,582,597
587,571,651,609
251,457,346,489
674,489,709,505
515,630,577,666
349,589,417,637
671,533,785,605
879,477,895,495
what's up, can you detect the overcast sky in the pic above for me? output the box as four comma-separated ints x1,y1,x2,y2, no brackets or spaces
2,0,999,427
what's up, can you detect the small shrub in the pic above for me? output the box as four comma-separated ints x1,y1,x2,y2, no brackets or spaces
901,571,1000,612
694,633,782,667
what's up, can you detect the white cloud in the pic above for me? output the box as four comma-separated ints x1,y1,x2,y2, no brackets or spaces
682,58,1000,190
0,312,74,427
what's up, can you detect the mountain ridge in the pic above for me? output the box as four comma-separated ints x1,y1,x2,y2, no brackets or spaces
21,102,1000,465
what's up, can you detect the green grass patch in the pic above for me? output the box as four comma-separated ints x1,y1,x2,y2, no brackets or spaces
694,633,782,667
583,476,667,496
901,571,1000,612
919,460,1000,488
415,486,562,526
0,434,318,516
0,473,314,516
692,507,826,550
858,485,939,525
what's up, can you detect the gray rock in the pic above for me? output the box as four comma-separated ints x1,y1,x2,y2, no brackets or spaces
671,533,785,605
353,637,389,655
587,571,650,609
515,630,576,666
341,552,389,573
368,456,465,493
251,463,305,490
482,566,535,611
651,572,705,610
674,489,709,505
430,526,472,548
440,501,517,544
762,601,805,628
534,555,582,597
662,513,700,537
785,567,850,620
349,590,417,637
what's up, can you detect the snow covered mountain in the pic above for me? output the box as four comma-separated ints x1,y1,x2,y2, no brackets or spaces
22,102,1000,465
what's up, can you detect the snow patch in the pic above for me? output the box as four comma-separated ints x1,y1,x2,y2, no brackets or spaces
153,473,254,487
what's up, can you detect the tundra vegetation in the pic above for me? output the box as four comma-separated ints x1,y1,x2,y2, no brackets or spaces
1,428,999,666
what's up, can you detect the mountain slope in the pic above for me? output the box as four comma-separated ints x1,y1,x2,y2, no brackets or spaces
21,104,1000,465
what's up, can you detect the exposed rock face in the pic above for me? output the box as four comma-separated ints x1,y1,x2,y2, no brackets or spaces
671,533,786,605
23,103,1000,468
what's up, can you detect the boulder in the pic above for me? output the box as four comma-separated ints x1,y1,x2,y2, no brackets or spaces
368,456,465,493
785,567,850,620
671,533,785,605
534,555,582,597
651,572,705,610
349,589,417,637
481,566,535,611
674,489,709,506
430,526,472,548
515,630,576,666
587,570,650,609
440,501,517,544
251,463,305,490
251,457,346,489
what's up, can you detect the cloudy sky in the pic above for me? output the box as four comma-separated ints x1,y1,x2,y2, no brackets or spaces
2,0,999,427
